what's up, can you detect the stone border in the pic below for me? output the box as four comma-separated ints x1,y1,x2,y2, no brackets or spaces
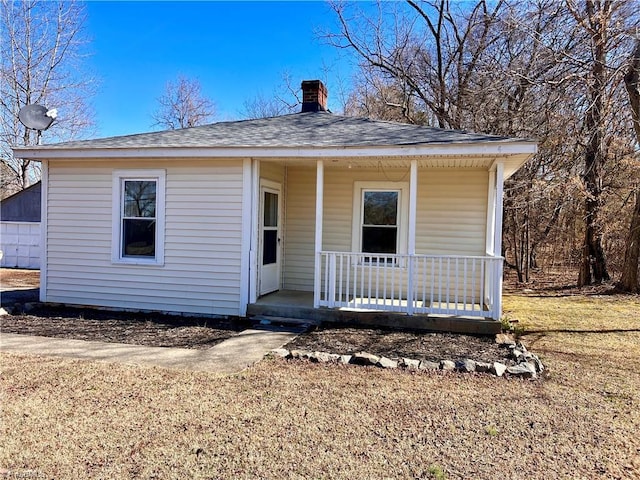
269,333,544,379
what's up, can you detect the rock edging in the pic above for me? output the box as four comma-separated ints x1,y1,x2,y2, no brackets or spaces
269,333,544,379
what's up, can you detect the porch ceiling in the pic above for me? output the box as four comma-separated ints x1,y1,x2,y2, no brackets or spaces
262,154,530,178
266,156,493,168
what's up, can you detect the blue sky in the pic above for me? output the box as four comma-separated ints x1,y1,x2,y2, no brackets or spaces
83,1,356,138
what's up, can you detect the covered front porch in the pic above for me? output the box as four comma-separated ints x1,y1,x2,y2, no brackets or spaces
246,154,510,332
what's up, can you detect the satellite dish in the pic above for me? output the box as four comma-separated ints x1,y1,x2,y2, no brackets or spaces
18,104,57,131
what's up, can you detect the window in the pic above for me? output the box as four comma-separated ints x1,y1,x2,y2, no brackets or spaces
352,181,408,257
112,170,165,265
362,190,398,254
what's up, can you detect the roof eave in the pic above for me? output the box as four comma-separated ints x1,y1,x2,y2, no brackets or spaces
13,142,538,161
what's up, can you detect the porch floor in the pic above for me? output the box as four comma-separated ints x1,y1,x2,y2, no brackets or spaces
255,290,314,308
249,290,501,335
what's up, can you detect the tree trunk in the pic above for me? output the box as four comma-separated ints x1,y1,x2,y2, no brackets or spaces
577,0,610,286
512,210,524,283
620,192,640,292
530,198,563,271
578,195,610,285
619,39,640,292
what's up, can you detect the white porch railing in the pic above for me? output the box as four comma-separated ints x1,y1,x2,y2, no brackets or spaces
315,252,503,320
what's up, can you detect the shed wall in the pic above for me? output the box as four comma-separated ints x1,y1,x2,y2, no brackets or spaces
44,159,244,316
0,222,40,268
0,182,41,222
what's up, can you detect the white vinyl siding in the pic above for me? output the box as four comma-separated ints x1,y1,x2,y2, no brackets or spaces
282,166,315,291
44,159,244,316
415,169,488,255
283,166,489,292
43,159,491,312
260,162,285,184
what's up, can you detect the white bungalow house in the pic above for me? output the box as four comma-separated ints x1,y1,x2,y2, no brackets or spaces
13,81,536,333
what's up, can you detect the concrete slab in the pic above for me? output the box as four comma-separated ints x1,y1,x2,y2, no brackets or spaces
0,328,299,374
248,300,501,335
255,290,314,308
201,328,299,374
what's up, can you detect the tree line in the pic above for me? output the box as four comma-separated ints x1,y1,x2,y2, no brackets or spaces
1,0,639,291
327,0,640,291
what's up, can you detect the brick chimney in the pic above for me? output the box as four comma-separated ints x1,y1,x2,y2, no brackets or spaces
301,80,328,112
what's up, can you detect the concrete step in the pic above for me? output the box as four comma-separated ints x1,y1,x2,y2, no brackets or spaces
249,315,317,333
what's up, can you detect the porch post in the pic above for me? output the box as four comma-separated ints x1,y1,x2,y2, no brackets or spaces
239,158,252,316
486,169,497,256
313,159,324,308
407,159,418,315
248,159,260,305
484,169,497,310
492,162,505,320
408,160,417,254
494,163,504,259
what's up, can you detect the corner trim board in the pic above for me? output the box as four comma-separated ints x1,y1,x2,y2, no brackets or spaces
39,161,48,302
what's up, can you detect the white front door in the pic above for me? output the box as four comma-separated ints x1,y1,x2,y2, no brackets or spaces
259,181,281,295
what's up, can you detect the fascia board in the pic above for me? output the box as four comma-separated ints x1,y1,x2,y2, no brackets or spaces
13,142,539,161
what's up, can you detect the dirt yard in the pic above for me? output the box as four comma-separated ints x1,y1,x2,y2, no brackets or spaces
2,292,639,479
286,326,516,364
1,266,639,478
0,268,39,289
1,267,516,364
1,305,244,349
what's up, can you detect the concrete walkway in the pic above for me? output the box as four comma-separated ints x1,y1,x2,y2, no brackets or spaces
0,328,298,374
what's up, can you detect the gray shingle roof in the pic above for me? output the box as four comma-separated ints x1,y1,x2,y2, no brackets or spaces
28,111,526,150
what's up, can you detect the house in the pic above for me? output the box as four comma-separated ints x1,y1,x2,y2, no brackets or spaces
12,80,537,333
0,182,41,269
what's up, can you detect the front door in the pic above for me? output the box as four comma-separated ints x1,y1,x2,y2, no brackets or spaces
259,181,281,295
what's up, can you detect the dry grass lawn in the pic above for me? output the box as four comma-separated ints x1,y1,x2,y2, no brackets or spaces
2,293,640,479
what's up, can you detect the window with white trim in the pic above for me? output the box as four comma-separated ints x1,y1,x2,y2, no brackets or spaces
112,170,166,265
362,190,399,254
352,181,409,257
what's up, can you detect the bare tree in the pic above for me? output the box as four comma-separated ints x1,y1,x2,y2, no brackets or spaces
241,92,295,119
326,0,507,129
151,76,215,130
0,0,95,197
328,0,582,282
471,1,584,281
503,0,636,285
573,0,611,284
563,0,637,285
619,39,640,292
343,70,427,123
240,73,301,119
625,39,640,143
328,0,640,286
